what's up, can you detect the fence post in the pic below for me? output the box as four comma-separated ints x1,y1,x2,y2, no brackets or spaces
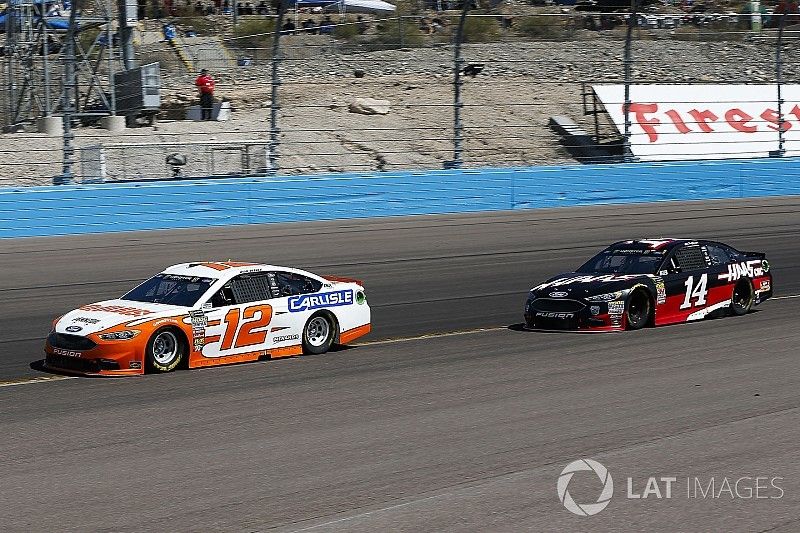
267,4,286,174
398,16,405,48
773,13,786,157
447,2,471,170
106,0,117,116
55,3,81,185
118,0,136,70
622,0,640,163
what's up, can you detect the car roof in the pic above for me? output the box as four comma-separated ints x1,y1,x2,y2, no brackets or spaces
161,261,310,279
606,239,698,253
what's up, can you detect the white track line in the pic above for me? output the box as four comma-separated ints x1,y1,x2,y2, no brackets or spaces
3,293,797,389
0,375,77,388
353,326,505,347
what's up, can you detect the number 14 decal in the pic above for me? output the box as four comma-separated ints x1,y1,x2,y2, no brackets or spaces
680,274,708,309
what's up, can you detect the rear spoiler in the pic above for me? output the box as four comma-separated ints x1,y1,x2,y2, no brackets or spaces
740,251,766,260
323,275,364,286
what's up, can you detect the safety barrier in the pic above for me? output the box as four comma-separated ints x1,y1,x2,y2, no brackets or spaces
2,157,800,238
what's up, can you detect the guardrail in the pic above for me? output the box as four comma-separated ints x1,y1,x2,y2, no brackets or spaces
79,140,272,182
2,157,800,238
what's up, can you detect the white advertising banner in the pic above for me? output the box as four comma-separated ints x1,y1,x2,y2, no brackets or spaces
592,84,800,161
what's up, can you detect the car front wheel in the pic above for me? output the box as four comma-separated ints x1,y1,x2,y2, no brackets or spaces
146,328,186,373
626,289,652,330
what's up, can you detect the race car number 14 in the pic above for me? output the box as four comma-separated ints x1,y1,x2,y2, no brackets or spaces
680,274,708,309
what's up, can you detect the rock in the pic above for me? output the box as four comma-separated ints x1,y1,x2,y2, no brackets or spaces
348,98,391,116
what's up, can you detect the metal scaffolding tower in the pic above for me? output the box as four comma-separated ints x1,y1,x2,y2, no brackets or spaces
1,0,121,130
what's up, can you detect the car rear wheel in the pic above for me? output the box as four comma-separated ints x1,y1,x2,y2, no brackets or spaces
626,289,652,330
146,328,186,373
730,280,754,316
303,313,335,355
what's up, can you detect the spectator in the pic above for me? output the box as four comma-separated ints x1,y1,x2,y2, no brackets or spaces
194,0,204,13
256,0,269,14
356,15,368,34
282,19,297,34
319,15,335,34
302,18,318,34
419,17,431,34
195,69,216,121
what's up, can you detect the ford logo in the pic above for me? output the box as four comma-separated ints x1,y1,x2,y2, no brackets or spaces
549,291,568,298
65,326,82,332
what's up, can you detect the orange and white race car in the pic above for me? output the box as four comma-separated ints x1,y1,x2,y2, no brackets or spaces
44,261,371,376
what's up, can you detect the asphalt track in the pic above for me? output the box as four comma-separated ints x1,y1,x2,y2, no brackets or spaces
1,197,800,531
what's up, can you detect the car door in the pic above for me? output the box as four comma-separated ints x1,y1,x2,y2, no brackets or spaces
200,273,275,360
656,242,711,324
265,271,325,348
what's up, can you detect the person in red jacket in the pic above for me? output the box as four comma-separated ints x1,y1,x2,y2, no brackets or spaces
195,69,215,120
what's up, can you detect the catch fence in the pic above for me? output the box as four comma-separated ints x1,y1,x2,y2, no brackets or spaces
1,5,799,186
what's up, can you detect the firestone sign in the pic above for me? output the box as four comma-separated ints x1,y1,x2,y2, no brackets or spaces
592,84,800,160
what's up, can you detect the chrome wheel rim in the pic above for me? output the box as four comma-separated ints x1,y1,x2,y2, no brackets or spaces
152,331,179,365
306,317,330,347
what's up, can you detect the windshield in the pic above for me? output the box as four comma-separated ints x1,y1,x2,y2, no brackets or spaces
576,251,664,275
122,274,216,307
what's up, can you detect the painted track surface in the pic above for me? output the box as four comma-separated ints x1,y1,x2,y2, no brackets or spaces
1,197,800,531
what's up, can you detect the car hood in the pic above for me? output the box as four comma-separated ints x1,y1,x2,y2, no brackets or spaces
529,272,649,299
54,299,190,336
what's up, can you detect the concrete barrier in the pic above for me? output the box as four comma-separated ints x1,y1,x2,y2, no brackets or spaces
2,157,799,238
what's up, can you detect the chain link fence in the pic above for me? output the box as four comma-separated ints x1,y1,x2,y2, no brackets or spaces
1,3,799,186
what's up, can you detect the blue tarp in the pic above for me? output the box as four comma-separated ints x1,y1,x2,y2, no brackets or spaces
0,11,72,30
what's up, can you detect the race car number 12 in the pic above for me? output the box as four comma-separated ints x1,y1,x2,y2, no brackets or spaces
220,304,273,350
680,274,708,309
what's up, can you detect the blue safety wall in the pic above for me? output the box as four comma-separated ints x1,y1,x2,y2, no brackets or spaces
1,157,799,238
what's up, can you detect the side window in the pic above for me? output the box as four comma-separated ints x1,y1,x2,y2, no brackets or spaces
208,274,272,307
231,273,273,304
674,245,707,272
209,284,235,308
660,253,680,274
704,244,734,266
273,272,322,297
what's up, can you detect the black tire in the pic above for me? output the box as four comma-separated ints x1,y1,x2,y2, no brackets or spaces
302,313,336,355
145,327,186,373
625,289,652,330
730,279,754,316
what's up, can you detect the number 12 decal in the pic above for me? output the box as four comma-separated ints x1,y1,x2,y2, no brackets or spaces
680,274,708,309
220,304,273,350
